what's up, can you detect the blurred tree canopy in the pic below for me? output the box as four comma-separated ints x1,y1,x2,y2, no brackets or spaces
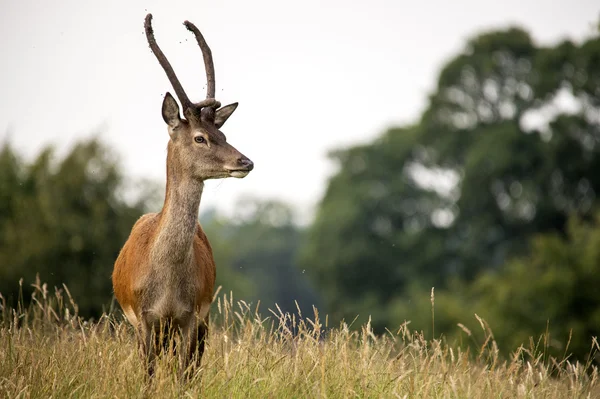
301,27,600,361
474,213,600,361
201,199,321,317
0,139,150,316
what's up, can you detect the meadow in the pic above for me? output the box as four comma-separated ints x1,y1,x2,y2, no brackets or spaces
1,280,598,398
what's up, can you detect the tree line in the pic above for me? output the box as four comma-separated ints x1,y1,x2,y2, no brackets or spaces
302,26,600,362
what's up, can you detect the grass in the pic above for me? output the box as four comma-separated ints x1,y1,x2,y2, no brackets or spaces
1,280,599,398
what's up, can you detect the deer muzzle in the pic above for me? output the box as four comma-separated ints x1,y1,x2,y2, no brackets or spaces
226,156,254,178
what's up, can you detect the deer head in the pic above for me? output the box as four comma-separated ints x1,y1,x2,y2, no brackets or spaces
144,13,254,181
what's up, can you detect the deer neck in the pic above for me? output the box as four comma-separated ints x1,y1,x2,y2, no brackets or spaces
152,155,203,265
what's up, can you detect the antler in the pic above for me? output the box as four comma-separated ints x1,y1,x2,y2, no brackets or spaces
184,20,216,101
144,13,220,115
144,14,192,110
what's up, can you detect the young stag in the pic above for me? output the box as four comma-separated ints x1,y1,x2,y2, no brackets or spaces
112,13,253,376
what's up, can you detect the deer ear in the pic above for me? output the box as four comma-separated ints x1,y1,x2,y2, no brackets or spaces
161,92,181,128
214,103,238,129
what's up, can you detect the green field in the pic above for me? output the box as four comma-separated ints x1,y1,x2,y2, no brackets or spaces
1,282,598,398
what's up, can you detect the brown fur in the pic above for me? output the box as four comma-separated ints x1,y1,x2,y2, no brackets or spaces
112,215,216,327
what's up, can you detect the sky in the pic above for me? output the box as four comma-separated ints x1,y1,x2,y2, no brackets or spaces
1,0,598,223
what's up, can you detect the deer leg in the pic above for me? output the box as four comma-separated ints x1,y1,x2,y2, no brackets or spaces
174,313,193,379
140,322,156,377
155,318,177,356
195,318,208,363
179,315,208,380
140,312,162,378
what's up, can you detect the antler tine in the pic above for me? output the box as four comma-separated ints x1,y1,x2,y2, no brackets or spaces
144,14,192,110
183,20,216,101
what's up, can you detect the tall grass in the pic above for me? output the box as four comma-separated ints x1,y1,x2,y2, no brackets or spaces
1,279,599,398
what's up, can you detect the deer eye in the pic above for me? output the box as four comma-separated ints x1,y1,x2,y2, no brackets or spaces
194,136,205,144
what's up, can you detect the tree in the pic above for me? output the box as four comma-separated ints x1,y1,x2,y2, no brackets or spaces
421,29,600,278
202,198,321,317
301,25,600,347
0,138,151,317
300,127,450,327
472,214,600,362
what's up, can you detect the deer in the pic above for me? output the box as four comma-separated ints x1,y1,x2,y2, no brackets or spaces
112,13,253,377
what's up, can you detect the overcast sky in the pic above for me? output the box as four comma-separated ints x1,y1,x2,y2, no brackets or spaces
1,0,598,222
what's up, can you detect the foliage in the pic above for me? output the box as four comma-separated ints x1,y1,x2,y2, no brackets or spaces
300,126,450,326
0,138,150,317
301,26,600,362
422,29,600,278
472,213,600,362
202,199,321,317
1,283,599,398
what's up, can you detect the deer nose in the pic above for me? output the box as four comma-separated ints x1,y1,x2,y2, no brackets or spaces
237,157,254,171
